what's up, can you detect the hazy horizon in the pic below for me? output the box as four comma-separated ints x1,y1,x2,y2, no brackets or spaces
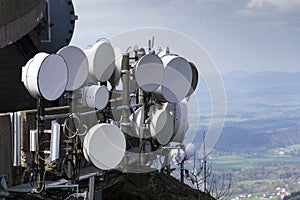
223,69,300,74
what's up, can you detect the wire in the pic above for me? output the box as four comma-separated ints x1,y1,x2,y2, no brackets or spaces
76,124,88,137
32,170,47,193
61,153,79,181
37,141,51,161
63,114,80,139
63,114,87,139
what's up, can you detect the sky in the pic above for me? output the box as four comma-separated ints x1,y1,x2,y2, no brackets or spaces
71,0,300,73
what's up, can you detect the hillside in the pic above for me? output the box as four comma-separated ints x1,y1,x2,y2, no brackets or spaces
186,71,300,199
190,71,300,153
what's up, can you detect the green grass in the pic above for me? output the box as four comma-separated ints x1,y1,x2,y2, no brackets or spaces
236,178,281,186
211,154,300,170
270,144,300,153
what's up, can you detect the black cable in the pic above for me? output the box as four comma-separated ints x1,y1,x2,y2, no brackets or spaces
61,153,79,181
61,158,76,180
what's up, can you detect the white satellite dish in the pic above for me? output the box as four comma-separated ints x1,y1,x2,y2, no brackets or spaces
186,62,199,97
129,106,145,137
84,85,109,110
22,52,68,101
159,55,193,103
169,148,186,164
109,47,123,86
150,109,174,145
83,128,91,163
57,45,89,91
83,123,126,170
185,143,196,159
135,54,164,92
172,99,189,143
85,40,116,82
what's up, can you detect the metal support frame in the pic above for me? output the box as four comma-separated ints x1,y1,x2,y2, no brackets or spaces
78,171,98,200
88,176,95,200
121,53,130,133
37,99,45,190
10,112,21,166
120,54,130,171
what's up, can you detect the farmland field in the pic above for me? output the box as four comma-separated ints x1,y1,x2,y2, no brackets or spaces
208,150,300,199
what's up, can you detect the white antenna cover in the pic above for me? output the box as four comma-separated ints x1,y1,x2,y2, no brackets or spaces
83,125,92,163
83,123,126,170
172,99,189,143
160,55,193,103
150,109,174,145
21,57,34,85
186,62,199,97
22,52,68,100
85,85,109,110
57,46,89,91
170,148,185,164
85,40,116,82
185,143,196,159
135,54,164,92
129,106,145,137
109,47,123,86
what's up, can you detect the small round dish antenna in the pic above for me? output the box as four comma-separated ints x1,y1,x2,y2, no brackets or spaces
135,54,164,92
169,148,186,164
186,62,199,97
172,99,189,143
150,109,174,145
109,47,123,86
57,46,89,91
160,55,193,103
129,106,145,137
185,143,196,159
83,123,126,170
84,85,109,110
22,52,68,101
85,40,116,82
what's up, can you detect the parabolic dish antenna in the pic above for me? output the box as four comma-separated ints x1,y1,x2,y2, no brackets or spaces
109,47,123,86
185,143,196,159
187,62,199,97
160,55,193,103
83,123,126,170
150,109,174,145
22,52,68,101
84,85,109,110
57,46,89,91
83,127,92,163
85,40,116,82
172,99,189,143
170,148,186,164
135,54,164,92
129,106,145,137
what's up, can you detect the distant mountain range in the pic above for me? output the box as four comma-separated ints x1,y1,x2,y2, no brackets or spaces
188,71,300,153
224,71,300,107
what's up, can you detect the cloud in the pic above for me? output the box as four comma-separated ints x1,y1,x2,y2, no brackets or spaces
242,0,300,14
71,0,300,73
